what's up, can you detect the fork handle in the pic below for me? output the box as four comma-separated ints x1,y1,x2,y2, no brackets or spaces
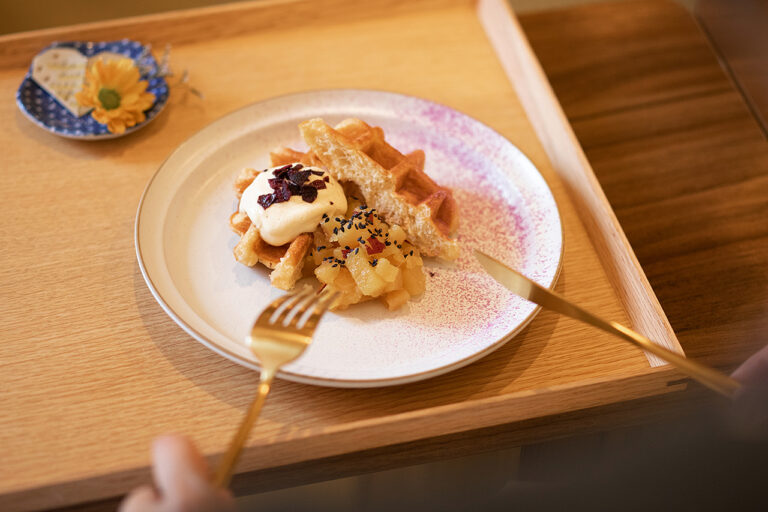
213,369,275,488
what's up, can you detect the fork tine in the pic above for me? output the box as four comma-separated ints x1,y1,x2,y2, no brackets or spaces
300,290,340,331
286,289,333,329
271,286,313,325
256,287,307,326
256,291,296,323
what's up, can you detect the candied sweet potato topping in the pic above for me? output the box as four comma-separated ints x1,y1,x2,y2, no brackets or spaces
308,197,426,310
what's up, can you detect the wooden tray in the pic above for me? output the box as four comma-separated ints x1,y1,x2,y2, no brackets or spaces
0,0,685,509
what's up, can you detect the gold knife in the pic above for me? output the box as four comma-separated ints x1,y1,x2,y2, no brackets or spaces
474,250,741,398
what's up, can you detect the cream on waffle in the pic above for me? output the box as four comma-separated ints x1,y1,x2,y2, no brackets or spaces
295,118,460,260
229,166,343,290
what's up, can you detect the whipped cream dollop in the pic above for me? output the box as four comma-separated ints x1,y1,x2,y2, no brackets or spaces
239,164,347,246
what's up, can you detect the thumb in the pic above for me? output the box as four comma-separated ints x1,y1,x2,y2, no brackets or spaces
731,344,768,387
151,434,211,500
730,345,768,440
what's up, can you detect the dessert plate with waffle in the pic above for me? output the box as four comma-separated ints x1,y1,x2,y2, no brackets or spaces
136,90,562,387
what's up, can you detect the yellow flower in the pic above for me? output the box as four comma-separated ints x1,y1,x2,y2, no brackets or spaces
75,57,156,134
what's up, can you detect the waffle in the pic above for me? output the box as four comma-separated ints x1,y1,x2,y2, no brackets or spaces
229,167,312,290
294,118,459,260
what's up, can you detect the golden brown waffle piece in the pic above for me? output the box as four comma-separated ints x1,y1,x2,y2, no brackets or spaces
229,167,312,290
290,118,459,260
269,147,324,168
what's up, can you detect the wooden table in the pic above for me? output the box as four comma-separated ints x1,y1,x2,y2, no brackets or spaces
521,0,768,370
517,0,768,476
2,1,766,510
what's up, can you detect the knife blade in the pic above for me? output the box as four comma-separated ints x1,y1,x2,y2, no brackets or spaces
474,249,741,398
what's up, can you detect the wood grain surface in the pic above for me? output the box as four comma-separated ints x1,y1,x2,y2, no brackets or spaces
520,0,768,370
0,0,721,510
697,0,768,136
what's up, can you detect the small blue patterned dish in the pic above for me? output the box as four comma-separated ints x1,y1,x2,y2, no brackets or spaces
16,39,169,140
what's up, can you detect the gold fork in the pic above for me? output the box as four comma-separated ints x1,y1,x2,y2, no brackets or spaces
213,286,338,487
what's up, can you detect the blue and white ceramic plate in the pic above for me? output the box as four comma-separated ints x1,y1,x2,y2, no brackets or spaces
16,39,169,140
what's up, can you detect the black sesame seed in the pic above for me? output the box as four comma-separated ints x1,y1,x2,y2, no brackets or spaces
409,250,414,256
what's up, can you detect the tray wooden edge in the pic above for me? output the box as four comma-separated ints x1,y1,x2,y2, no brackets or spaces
477,0,684,366
1,366,686,511
0,0,472,70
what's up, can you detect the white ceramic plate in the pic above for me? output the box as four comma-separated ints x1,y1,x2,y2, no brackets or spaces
135,90,562,387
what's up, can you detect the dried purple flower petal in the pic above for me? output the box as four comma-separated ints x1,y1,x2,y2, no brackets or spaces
287,182,301,196
286,169,311,186
300,186,318,203
273,164,292,179
257,193,275,209
274,181,292,202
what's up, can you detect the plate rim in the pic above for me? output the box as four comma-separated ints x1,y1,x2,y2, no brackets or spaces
134,88,564,388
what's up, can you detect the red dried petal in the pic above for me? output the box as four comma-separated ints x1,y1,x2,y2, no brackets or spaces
366,236,385,255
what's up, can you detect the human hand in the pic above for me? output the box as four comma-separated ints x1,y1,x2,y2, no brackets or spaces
120,435,236,512
730,344,768,440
